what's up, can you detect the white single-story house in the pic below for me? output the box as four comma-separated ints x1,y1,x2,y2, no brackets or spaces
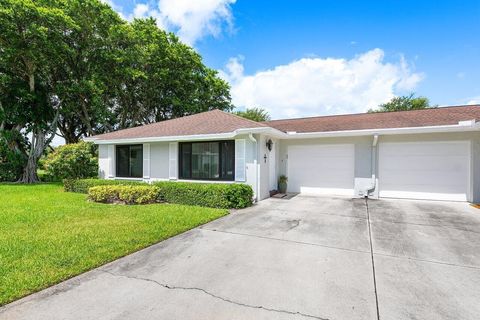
87,105,480,203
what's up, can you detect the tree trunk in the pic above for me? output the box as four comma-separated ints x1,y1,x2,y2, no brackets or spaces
19,129,44,183
64,135,80,144
19,110,60,183
19,153,39,183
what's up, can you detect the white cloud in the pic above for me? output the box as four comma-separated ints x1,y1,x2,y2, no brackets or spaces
101,0,127,19
133,4,151,18
111,0,236,45
466,96,480,105
220,49,425,119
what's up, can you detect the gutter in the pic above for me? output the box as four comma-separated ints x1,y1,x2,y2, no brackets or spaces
85,127,287,145
364,134,378,197
283,120,480,139
86,120,480,145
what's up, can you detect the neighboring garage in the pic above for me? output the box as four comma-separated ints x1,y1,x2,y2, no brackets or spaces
267,105,480,203
287,143,355,196
378,141,471,201
279,135,477,202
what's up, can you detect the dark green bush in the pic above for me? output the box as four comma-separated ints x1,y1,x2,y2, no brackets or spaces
88,185,160,204
0,134,27,182
63,178,146,193
153,181,253,209
45,142,98,180
65,179,253,209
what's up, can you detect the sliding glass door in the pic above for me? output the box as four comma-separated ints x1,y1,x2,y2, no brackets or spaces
179,141,234,181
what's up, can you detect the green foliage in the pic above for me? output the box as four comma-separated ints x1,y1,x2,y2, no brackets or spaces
0,183,227,305
110,19,232,129
278,175,288,183
37,169,58,182
0,0,233,182
368,93,435,113
154,181,253,209
0,0,79,182
0,137,26,181
44,142,98,180
88,185,160,204
63,178,146,193
64,179,254,209
234,107,271,122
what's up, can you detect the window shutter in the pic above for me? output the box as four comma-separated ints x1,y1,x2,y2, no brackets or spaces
143,143,150,179
108,145,115,178
235,139,246,182
169,142,178,180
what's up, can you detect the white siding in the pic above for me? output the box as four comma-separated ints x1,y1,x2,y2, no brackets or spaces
235,139,246,182
143,143,150,179
98,144,109,179
107,145,115,178
150,142,170,180
169,142,178,180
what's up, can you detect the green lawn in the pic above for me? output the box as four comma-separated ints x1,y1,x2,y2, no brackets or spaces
0,183,228,306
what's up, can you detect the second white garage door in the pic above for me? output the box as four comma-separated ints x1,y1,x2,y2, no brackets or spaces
379,141,471,201
287,144,354,196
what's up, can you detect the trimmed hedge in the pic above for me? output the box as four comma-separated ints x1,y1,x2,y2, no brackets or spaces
64,179,253,209
63,178,146,193
153,181,253,209
88,185,160,204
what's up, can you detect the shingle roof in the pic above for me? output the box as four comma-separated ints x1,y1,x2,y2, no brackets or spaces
92,105,480,141
92,109,268,140
263,105,480,133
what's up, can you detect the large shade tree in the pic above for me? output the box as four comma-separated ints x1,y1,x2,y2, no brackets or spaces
0,0,77,182
0,0,233,183
110,18,232,129
55,0,124,143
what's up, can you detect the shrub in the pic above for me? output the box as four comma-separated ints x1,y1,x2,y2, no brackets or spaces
65,179,253,209
63,178,146,193
0,133,27,182
154,181,253,209
88,185,160,204
45,142,98,180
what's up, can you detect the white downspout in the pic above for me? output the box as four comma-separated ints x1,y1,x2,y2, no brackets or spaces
248,133,260,202
365,134,378,197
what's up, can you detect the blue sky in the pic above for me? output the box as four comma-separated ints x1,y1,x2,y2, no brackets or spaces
108,0,480,119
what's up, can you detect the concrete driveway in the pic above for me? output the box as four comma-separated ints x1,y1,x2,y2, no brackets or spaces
2,196,480,320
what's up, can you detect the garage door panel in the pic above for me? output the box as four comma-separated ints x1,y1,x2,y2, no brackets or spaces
298,160,353,173
381,182,467,193
379,141,470,201
380,142,469,156
288,144,354,195
381,167,469,182
380,156,468,172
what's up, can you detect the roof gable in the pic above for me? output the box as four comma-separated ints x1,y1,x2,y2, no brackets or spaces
92,109,268,140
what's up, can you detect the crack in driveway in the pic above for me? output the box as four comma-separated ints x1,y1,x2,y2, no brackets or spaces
286,219,301,231
100,270,330,320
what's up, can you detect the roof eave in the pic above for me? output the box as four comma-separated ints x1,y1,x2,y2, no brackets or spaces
283,121,480,139
85,127,285,145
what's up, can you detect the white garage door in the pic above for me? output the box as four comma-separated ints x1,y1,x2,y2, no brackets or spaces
287,144,354,196
379,141,470,201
